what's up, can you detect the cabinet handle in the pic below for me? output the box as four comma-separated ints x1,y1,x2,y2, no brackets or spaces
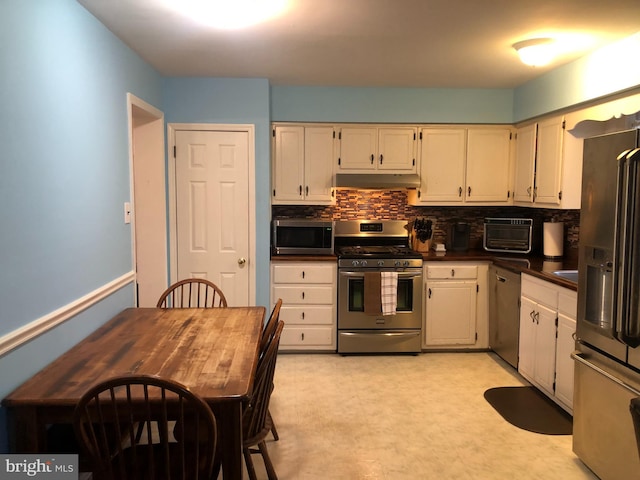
535,311,540,324
451,269,455,277
530,310,536,322
302,271,305,279
458,186,462,197
428,288,432,298
301,332,305,341
527,186,532,197
380,154,383,164
370,154,374,164
468,186,471,196
299,185,302,195
302,291,305,300
305,186,309,195
302,311,305,320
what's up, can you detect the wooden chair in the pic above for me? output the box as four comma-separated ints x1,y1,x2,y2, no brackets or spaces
157,278,227,308
631,397,640,457
243,320,284,480
73,374,217,480
261,299,282,442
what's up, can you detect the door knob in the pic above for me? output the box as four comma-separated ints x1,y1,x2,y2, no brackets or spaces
238,258,246,265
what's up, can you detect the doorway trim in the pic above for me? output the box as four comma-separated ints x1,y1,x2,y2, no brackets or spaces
167,123,257,305
127,93,167,306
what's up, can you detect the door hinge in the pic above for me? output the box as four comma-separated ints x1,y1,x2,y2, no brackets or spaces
173,145,176,158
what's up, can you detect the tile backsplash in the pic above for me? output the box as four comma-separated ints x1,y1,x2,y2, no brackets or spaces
272,189,581,254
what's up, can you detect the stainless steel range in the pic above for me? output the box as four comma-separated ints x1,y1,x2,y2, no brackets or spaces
335,220,423,354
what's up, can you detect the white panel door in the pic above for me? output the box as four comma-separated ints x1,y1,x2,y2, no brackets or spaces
175,130,250,306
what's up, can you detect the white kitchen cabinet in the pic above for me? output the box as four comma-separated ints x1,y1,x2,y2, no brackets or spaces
271,261,336,351
337,125,417,173
423,262,489,349
513,115,581,209
519,296,557,395
555,289,577,411
410,128,467,203
513,123,536,203
465,128,513,203
408,126,513,206
272,124,335,205
519,274,577,412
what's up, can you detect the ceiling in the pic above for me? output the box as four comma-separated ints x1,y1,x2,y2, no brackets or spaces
77,0,640,89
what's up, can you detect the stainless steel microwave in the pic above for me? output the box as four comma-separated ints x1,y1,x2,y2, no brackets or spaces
272,219,335,255
483,218,534,253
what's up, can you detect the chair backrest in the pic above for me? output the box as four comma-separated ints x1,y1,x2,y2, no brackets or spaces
156,279,228,308
243,321,284,443
631,397,640,457
73,374,217,480
260,299,282,355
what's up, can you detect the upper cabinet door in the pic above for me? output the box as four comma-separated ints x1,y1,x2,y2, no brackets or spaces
417,128,467,202
273,125,305,201
304,126,335,202
513,124,537,204
465,128,512,203
338,127,378,171
377,127,417,171
534,116,564,205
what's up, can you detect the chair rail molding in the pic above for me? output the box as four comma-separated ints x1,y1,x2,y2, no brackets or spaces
0,271,135,357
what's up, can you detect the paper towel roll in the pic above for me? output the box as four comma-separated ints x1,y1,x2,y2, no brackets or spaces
543,222,564,258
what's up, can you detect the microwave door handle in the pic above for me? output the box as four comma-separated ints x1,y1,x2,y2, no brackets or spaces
616,148,640,347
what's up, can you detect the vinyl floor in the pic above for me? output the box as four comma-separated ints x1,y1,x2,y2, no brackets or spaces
255,351,598,480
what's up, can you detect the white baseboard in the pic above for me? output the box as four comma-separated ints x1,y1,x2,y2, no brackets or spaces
0,271,135,358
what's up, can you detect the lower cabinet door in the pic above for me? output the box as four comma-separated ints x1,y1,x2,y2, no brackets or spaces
425,280,477,346
280,326,334,349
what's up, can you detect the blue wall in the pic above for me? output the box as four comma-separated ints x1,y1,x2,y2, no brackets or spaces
514,32,640,121
0,0,162,452
271,86,514,123
162,77,272,308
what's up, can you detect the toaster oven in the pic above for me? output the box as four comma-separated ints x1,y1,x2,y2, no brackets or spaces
483,218,534,253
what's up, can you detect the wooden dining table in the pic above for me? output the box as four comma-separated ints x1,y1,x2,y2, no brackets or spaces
2,306,266,480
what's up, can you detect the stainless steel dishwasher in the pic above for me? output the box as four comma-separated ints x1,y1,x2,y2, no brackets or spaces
489,265,521,368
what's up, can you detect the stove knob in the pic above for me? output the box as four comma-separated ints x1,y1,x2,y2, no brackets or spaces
377,260,385,267
403,260,410,267
361,260,368,267
394,260,401,267
352,260,360,267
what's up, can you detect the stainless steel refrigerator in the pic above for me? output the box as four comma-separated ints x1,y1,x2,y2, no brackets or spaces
573,123,640,480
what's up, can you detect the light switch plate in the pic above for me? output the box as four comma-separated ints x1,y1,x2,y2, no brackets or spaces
124,202,131,224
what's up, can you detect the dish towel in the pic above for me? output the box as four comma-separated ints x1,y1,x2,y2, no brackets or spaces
380,271,398,316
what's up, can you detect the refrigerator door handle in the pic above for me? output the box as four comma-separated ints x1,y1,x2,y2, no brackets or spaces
615,148,640,347
572,351,640,396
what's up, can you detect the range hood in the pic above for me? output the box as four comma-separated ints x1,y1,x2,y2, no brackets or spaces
334,173,421,189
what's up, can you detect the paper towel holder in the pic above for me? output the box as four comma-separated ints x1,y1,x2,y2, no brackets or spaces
543,220,564,260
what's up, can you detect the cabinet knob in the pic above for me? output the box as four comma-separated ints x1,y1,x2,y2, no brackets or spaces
238,257,246,265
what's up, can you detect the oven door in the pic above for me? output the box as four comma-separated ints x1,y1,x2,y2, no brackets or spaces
338,268,423,330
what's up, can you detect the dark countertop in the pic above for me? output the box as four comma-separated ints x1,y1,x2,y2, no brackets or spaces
271,249,579,291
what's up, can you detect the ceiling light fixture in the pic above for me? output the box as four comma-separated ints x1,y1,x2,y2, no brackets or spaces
163,0,289,30
513,38,556,67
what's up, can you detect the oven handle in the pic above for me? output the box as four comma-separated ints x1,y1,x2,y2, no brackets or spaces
340,331,421,337
339,271,423,278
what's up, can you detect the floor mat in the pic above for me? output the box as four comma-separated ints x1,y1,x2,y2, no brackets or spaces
484,386,573,435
